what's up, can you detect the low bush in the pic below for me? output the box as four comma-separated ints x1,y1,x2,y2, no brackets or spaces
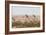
12,21,40,28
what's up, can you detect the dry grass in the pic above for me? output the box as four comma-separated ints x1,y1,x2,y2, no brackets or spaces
12,15,40,28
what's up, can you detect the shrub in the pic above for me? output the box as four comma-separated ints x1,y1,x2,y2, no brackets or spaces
12,16,40,28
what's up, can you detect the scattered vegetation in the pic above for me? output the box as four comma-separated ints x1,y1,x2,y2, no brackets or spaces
12,21,40,28
12,15,40,28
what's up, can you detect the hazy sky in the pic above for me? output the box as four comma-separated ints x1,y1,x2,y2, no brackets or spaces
11,6,40,16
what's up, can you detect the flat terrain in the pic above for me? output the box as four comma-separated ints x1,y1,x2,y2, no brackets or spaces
12,15,40,28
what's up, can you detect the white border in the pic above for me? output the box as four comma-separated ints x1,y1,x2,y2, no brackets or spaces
9,4,43,32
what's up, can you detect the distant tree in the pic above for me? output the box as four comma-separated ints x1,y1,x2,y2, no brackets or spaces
25,15,28,18
12,17,15,28
33,15,36,18
25,14,31,22
12,17,15,21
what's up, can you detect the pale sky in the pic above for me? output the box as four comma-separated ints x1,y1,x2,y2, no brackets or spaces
11,6,40,16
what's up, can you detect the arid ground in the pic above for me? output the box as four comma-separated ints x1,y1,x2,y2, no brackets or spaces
12,15,40,28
